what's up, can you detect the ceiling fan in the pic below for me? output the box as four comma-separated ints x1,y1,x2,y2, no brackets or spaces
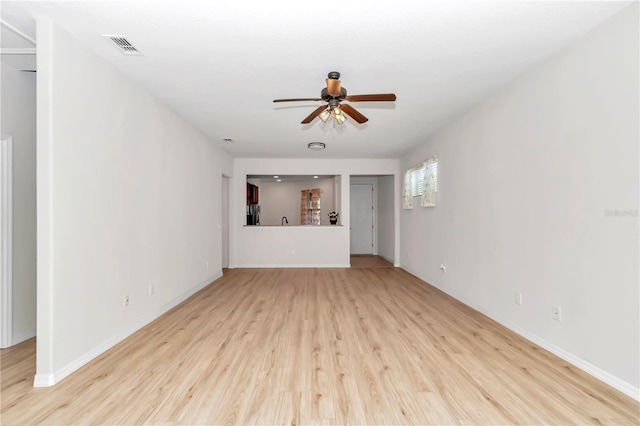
273,71,396,124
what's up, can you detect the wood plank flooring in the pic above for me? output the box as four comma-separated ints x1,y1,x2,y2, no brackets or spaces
350,255,393,268
1,268,638,425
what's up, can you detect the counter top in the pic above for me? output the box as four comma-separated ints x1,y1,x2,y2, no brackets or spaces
244,225,343,227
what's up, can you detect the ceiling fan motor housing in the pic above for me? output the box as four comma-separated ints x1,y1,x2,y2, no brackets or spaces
321,87,348,101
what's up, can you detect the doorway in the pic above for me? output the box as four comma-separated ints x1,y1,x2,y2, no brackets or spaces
350,183,373,254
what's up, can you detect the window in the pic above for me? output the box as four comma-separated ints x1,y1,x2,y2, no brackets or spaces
408,160,438,197
402,155,438,209
410,165,425,197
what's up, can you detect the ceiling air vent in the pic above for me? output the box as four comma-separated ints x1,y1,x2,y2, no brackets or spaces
103,35,143,56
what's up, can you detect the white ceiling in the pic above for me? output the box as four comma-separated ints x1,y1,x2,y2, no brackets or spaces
0,1,631,159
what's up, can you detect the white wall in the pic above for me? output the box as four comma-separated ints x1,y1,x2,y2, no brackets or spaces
233,158,400,268
0,62,37,345
259,177,335,226
400,4,639,396
377,175,395,263
35,19,232,386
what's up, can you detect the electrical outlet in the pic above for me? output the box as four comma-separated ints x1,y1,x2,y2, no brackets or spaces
148,284,154,296
552,306,562,321
516,293,523,305
440,263,446,273
206,261,210,268
124,295,130,307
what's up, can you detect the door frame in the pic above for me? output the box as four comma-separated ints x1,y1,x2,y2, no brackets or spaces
221,174,230,269
1,136,13,348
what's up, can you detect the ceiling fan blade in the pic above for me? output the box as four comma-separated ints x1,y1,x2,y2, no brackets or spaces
344,93,396,102
326,79,342,97
340,104,368,124
273,98,322,103
301,105,329,124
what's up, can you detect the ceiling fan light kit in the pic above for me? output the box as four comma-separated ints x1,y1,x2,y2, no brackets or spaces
318,109,331,123
332,107,347,124
274,71,396,125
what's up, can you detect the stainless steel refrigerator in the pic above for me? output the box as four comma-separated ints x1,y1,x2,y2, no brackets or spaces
247,204,260,225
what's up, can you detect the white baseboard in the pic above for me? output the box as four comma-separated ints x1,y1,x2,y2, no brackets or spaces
378,254,396,265
12,330,35,346
33,271,223,388
33,373,55,387
236,264,352,268
501,319,640,401
403,268,640,402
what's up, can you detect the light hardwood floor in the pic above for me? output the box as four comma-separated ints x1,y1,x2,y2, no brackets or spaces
1,268,638,425
350,255,394,268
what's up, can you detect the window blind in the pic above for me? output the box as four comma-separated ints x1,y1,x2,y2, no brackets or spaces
410,165,425,197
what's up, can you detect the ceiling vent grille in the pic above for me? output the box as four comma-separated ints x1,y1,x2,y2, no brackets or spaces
103,35,142,56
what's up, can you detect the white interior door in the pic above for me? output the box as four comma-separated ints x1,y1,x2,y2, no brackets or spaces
350,184,373,254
